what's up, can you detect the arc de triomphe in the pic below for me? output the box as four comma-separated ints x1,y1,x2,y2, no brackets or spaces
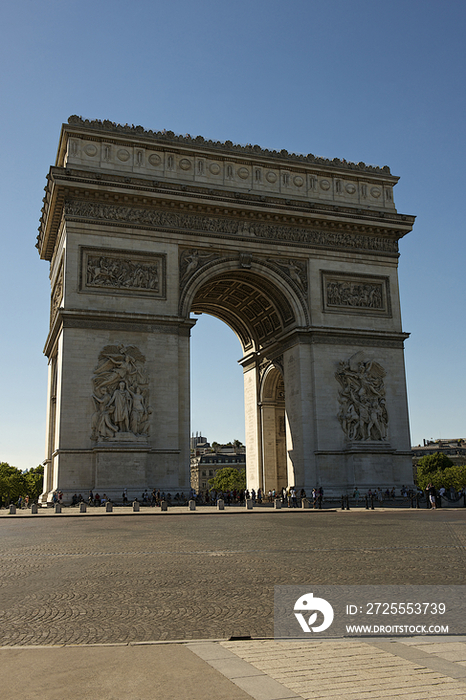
36,117,415,503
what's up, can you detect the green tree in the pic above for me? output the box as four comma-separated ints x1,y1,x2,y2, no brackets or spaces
209,467,246,492
0,462,26,505
417,464,466,491
416,453,454,489
24,465,44,501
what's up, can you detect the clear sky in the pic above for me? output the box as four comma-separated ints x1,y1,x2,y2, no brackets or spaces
1,0,465,469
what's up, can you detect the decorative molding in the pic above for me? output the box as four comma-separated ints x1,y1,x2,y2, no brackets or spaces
91,345,151,442
335,352,388,442
67,116,392,175
321,271,391,317
65,200,398,255
80,247,166,298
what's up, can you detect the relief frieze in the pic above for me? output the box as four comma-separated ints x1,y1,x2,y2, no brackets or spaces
322,272,390,316
65,200,399,255
91,344,151,442
50,265,64,324
81,247,166,298
335,352,388,442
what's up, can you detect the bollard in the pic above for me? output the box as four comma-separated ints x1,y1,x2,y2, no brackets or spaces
274,498,282,510
217,499,225,511
365,495,369,510
160,500,168,511
189,499,196,511
79,502,87,513
301,498,310,509
9,504,16,514
106,502,113,512
246,499,253,510
54,503,62,514
346,495,350,511
416,494,420,509
341,496,345,510
463,492,466,508
371,495,375,510
31,504,38,514
132,501,140,512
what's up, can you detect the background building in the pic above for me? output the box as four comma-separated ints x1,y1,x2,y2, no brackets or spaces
412,438,466,468
190,440,246,492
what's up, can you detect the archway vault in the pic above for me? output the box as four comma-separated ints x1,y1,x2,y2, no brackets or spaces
180,256,310,354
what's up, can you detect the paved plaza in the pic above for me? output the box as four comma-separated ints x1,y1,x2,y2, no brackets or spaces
2,508,466,698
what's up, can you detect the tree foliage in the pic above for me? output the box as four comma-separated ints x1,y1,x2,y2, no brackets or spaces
0,462,43,504
417,463,466,491
415,453,466,490
416,453,454,476
208,467,246,492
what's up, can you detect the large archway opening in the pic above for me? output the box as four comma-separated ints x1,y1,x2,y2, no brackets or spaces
190,314,245,445
187,266,299,492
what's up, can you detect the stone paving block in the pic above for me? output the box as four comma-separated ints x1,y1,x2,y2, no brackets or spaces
232,674,299,700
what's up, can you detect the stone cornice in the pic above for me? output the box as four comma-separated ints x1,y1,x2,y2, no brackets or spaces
43,309,195,358
38,179,409,261
251,326,410,359
65,116,394,177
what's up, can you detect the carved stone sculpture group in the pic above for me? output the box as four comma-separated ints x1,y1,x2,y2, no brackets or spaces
87,254,159,292
326,280,383,309
335,352,388,442
91,345,151,441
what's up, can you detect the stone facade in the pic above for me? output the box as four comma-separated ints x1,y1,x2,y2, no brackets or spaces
37,117,415,502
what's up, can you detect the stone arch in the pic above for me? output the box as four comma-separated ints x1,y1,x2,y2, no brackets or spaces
259,363,289,493
37,119,415,504
179,255,309,353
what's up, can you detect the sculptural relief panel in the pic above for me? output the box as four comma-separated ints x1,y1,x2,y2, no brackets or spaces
335,352,388,442
91,345,151,442
322,271,391,316
50,264,64,324
81,248,166,298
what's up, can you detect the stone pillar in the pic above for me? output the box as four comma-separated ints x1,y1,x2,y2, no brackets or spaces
79,502,86,513
54,503,62,514
9,504,16,514
217,499,225,510
283,344,316,490
132,501,140,512
274,499,282,510
106,502,113,512
161,501,168,511
245,499,253,510
31,504,38,514
189,500,196,511
243,362,261,491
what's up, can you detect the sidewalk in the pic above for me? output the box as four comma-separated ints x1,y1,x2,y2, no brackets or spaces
2,637,466,700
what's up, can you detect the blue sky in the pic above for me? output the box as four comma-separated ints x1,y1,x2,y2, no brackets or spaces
1,0,465,468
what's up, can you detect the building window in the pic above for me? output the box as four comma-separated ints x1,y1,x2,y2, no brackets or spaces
209,470,213,476
202,471,206,476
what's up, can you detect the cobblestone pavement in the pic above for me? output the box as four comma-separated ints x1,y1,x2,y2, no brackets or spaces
1,509,465,647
